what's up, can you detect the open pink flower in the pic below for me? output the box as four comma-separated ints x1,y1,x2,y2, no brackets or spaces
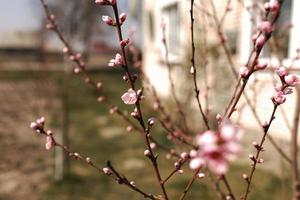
190,123,242,174
108,53,124,67
272,91,286,105
121,89,137,104
284,74,300,87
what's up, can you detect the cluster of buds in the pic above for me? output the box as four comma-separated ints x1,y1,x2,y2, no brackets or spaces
108,53,124,67
30,117,55,150
272,67,299,105
95,0,116,6
30,117,45,133
62,47,86,74
102,13,127,26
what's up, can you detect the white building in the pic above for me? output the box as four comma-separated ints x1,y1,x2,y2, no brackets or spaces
142,0,300,141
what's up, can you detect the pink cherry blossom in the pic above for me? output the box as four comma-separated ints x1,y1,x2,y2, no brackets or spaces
108,53,124,67
272,91,286,105
276,67,288,77
121,89,137,104
190,123,242,174
284,74,300,86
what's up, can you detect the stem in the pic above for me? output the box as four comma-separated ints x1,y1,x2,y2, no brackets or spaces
190,0,210,129
162,26,190,134
112,4,169,199
179,168,201,200
291,87,300,200
242,105,278,200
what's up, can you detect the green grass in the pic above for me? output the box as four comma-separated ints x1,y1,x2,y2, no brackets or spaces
1,70,291,200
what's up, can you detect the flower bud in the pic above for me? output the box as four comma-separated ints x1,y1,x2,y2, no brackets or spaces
119,13,127,24
197,173,205,179
102,16,114,26
144,149,151,157
260,21,272,35
255,35,267,50
148,118,155,126
180,152,189,159
239,66,249,78
103,167,112,175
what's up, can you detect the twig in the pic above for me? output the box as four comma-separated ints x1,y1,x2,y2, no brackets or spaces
179,168,201,200
32,124,158,200
190,0,210,129
242,105,278,199
161,25,190,134
111,3,169,199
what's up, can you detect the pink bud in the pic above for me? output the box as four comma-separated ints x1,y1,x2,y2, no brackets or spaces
276,67,288,77
109,0,116,4
119,13,127,24
150,143,156,149
239,66,249,78
30,122,39,130
284,74,300,86
269,0,280,13
255,35,267,49
45,136,55,150
197,173,205,179
103,167,112,175
95,0,110,5
190,66,195,75
102,16,114,26
189,158,204,170
144,149,151,157
272,91,286,105
260,21,272,35
46,23,54,30
216,113,223,124
120,38,130,48
255,59,268,70
181,152,189,159
63,47,69,54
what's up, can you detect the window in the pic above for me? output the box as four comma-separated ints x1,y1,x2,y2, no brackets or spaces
163,3,180,55
263,0,292,58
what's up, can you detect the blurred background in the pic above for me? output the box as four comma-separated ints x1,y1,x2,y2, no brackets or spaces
0,0,299,200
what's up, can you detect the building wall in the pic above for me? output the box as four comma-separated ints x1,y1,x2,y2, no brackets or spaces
142,0,300,141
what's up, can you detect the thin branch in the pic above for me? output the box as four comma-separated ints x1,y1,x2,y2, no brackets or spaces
242,105,278,199
32,124,157,200
190,0,210,129
161,26,190,134
179,168,201,200
111,3,169,199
